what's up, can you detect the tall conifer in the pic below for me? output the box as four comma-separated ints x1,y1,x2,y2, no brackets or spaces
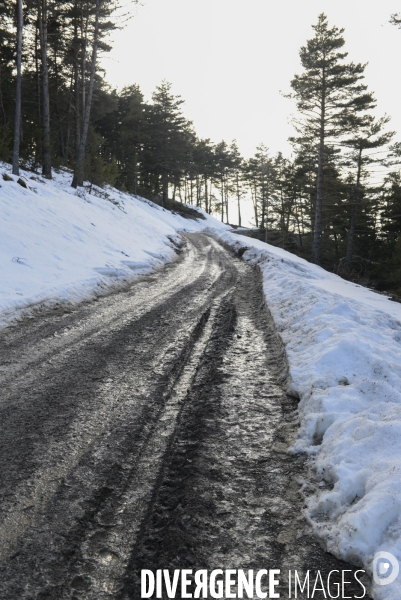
288,14,373,264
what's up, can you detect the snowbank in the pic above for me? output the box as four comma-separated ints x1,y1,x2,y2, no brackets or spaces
0,163,227,327
213,229,401,600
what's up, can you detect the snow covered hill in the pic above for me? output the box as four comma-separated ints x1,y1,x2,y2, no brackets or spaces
213,230,401,600
0,162,227,328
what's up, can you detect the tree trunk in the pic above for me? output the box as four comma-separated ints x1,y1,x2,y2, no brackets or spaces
236,172,241,227
74,57,80,158
72,5,80,161
34,21,41,171
53,45,65,159
333,230,338,260
312,85,326,264
264,190,269,243
162,171,168,207
64,73,74,161
12,0,23,176
225,177,229,224
261,183,266,229
251,180,259,228
196,174,200,207
154,173,160,199
345,147,363,273
0,72,7,126
295,211,303,248
72,0,100,188
220,177,224,222
37,0,52,179
133,145,137,195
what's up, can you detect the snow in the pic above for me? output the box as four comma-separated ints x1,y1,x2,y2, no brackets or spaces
3,160,401,597
212,229,401,599
0,162,227,327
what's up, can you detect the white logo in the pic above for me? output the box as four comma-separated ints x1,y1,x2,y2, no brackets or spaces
372,551,399,586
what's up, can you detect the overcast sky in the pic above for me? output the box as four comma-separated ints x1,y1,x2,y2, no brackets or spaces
101,0,401,159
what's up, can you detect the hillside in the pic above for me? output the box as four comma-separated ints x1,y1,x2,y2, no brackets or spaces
0,163,227,328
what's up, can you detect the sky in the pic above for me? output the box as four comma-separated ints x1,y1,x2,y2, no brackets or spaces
101,0,401,161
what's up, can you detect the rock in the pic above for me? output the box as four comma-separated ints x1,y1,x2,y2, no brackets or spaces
17,177,28,188
2,173,12,181
237,246,250,258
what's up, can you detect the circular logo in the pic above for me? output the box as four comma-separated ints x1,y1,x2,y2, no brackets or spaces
372,551,399,586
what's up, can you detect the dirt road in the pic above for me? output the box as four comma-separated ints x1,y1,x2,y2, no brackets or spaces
0,234,369,599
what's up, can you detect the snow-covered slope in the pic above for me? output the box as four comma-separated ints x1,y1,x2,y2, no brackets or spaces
0,163,227,327
213,229,401,600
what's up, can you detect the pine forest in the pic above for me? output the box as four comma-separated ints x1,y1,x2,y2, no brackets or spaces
1,4,401,294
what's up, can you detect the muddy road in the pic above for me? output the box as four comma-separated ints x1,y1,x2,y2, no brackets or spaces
0,234,369,599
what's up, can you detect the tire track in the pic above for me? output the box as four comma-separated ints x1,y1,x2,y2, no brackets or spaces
0,234,371,600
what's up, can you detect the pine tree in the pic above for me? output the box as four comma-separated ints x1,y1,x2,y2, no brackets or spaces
12,0,23,175
288,13,374,264
144,81,193,206
71,0,101,188
229,141,244,227
212,140,234,222
342,115,394,273
0,2,15,155
244,145,273,233
381,172,401,248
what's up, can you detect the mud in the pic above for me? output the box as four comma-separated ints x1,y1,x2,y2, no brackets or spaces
0,234,370,599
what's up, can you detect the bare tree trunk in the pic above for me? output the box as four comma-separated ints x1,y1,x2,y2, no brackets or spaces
38,0,52,178
162,171,168,207
53,45,65,160
72,5,80,161
196,175,200,207
74,58,80,158
345,147,363,273
333,230,338,260
64,73,74,161
133,145,138,195
33,24,41,170
236,172,241,227
281,188,286,248
154,173,160,199
312,85,326,264
0,67,7,125
81,11,87,114
295,211,303,247
35,24,40,120
12,0,23,176
72,0,100,188
264,189,269,243
220,177,224,222
261,174,270,235
204,176,208,213
250,180,259,228
261,180,266,229
225,176,229,224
